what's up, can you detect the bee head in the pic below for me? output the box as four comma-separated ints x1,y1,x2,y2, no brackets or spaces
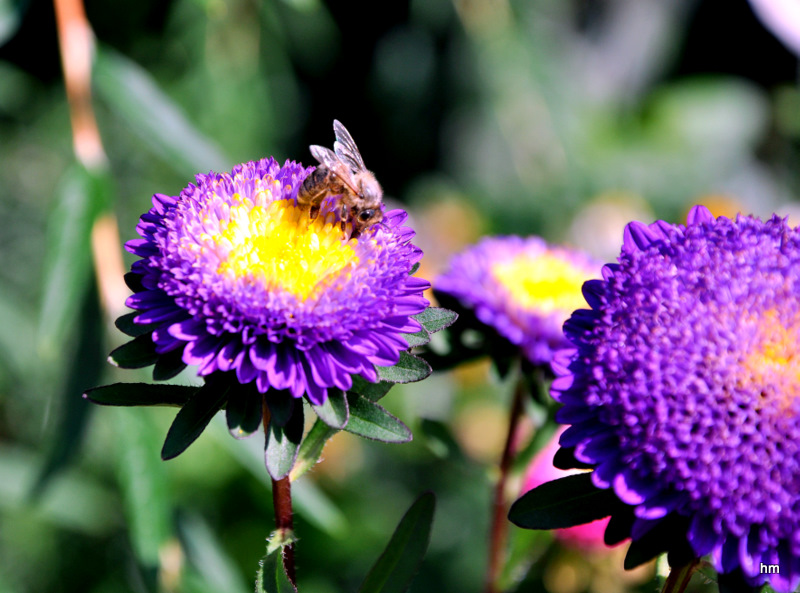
353,208,384,234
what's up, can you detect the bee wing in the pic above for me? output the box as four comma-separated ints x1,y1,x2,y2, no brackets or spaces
309,144,360,194
332,120,366,172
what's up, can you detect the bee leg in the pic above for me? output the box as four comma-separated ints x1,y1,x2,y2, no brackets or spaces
341,203,348,233
309,205,320,220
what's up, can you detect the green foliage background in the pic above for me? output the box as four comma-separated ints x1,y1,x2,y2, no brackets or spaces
0,0,798,591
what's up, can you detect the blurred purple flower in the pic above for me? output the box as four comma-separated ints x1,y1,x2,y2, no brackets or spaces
125,157,429,404
553,205,800,591
750,0,800,56
435,236,599,365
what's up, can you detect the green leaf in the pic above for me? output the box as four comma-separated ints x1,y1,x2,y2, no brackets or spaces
412,307,457,334
289,419,339,482
94,48,228,176
32,286,104,497
419,419,464,461
265,404,304,480
257,534,298,593
508,473,618,530
38,165,110,360
114,311,155,337
358,492,436,593
161,378,230,460
377,351,431,384
113,407,172,566
344,393,411,443
604,508,634,546
350,375,393,401
409,262,420,275
226,383,263,439
311,389,349,429
152,348,187,381
108,334,158,369
84,383,198,407
624,515,689,570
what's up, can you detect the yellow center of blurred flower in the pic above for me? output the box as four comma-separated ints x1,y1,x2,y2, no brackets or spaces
742,309,800,410
212,198,358,300
491,253,589,314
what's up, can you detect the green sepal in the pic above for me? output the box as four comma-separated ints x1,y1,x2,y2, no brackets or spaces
344,392,411,443
226,383,263,439
412,307,457,334
266,391,295,427
604,506,634,546
358,492,435,593
409,262,420,275
108,334,158,368
402,330,430,348
124,272,145,293
377,351,431,384
257,531,298,593
265,401,304,480
161,377,230,460
311,388,349,429
84,382,198,407
508,473,619,530
114,311,156,337
624,515,689,570
552,445,594,470
350,375,393,401
152,348,187,381
290,418,339,482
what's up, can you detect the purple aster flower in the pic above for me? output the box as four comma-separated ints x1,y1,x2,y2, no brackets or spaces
124,157,429,406
552,205,800,591
434,236,599,365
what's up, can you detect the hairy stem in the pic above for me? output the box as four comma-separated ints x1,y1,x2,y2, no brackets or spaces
485,375,527,593
264,401,297,587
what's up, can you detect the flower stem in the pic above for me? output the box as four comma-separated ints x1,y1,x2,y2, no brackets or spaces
660,558,700,593
263,400,297,587
485,373,527,593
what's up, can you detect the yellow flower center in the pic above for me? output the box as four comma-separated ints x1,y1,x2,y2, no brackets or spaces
210,198,359,300
491,252,590,314
742,309,800,410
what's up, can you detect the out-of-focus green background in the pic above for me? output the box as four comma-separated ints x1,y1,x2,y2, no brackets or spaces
0,0,798,592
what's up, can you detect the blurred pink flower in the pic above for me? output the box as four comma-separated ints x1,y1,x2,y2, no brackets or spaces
521,428,613,551
749,0,800,56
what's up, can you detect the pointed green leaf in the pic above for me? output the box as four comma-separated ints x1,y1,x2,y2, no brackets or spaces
412,307,457,334
161,379,230,460
84,383,198,407
377,351,431,384
624,515,688,570
350,375,393,401
508,473,618,530
344,393,411,443
124,272,145,293
311,389,349,429
152,348,187,381
290,419,339,481
108,334,158,369
265,404,304,480
226,383,263,439
358,492,436,593
114,311,155,337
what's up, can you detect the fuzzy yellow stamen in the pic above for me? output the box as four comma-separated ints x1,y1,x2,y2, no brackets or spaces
211,199,358,300
491,253,589,314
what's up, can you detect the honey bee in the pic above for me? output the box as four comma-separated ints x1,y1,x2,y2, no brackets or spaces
297,120,384,238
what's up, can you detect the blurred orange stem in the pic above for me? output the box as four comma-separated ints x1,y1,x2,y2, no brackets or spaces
53,0,106,168
485,374,526,593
